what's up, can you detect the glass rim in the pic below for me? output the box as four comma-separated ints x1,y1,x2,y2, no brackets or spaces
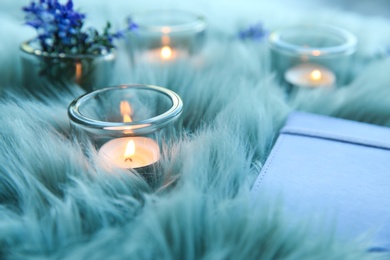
128,9,206,34
268,24,357,56
20,39,115,59
67,84,183,134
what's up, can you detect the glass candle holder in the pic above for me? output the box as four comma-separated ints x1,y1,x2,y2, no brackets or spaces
126,10,206,63
67,84,183,172
268,24,357,88
20,39,115,93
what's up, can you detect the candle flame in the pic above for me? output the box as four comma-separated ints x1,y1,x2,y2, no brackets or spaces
124,140,135,158
120,101,132,122
310,70,322,81
161,46,172,59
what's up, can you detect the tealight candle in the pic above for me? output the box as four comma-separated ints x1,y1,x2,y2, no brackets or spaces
68,84,183,175
284,63,336,88
126,10,206,65
98,100,160,169
269,24,357,87
99,137,160,169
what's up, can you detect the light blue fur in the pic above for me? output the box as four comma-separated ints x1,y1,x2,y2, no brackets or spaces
0,0,389,258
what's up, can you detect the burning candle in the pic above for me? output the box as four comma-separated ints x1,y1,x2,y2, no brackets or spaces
99,137,160,169
139,36,185,62
284,63,336,88
98,101,160,169
68,84,183,174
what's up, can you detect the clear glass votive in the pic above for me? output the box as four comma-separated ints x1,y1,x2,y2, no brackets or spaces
67,84,183,171
20,39,115,93
268,24,357,88
126,10,206,63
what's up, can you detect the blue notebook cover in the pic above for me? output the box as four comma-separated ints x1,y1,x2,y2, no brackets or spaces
251,112,390,251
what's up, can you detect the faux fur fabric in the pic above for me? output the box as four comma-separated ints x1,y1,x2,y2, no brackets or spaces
1,0,390,259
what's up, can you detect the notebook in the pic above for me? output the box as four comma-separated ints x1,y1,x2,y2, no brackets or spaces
251,112,390,251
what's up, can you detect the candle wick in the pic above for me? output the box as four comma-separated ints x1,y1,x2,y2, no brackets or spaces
125,157,133,162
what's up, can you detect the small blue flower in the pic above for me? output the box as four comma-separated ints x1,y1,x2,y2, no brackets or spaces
65,0,73,10
26,20,42,28
238,23,268,41
127,18,138,30
22,0,136,54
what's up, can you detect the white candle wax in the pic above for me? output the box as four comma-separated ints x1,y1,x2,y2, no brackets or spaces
99,137,160,169
284,63,336,88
